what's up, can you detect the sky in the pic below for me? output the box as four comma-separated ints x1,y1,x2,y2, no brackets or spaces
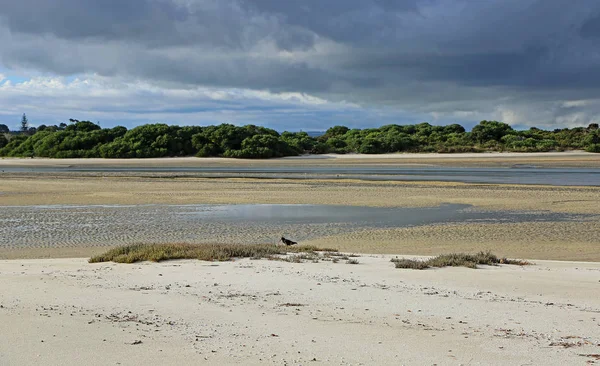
1,0,600,131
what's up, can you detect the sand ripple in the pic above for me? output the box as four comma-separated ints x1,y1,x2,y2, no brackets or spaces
1,204,593,254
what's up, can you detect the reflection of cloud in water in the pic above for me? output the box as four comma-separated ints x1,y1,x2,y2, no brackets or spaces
0,204,593,249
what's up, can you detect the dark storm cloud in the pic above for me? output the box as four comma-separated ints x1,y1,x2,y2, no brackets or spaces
580,12,600,39
1,0,187,44
244,0,422,44
1,0,600,127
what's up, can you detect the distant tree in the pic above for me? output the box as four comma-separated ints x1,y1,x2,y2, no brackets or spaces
0,124,9,134
444,124,466,134
471,120,514,144
588,123,599,131
0,133,7,148
20,114,29,134
584,130,600,145
586,144,600,153
319,125,349,142
0,119,598,158
65,120,101,132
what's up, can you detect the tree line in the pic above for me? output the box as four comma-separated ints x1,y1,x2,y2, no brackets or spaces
0,118,599,159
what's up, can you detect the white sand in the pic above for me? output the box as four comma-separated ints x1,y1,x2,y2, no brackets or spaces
286,151,595,159
0,151,598,166
1,256,598,365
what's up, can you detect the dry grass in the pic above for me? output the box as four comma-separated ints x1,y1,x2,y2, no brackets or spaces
279,251,362,264
391,251,531,270
89,243,337,264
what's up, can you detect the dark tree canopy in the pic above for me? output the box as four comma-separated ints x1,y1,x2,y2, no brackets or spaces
0,124,9,134
471,120,514,143
0,119,599,158
0,133,7,149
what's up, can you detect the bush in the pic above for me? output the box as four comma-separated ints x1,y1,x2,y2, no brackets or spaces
586,144,600,153
89,243,337,263
391,251,531,270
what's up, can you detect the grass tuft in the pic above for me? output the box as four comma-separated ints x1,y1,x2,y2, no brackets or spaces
391,251,531,270
89,243,337,264
390,258,431,270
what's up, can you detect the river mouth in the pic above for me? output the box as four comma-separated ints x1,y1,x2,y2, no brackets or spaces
0,203,591,249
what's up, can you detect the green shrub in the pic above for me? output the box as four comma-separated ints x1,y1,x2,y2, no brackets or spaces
391,251,531,270
89,243,337,264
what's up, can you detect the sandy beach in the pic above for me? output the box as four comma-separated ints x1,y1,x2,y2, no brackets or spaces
1,256,599,365
1,154,599,365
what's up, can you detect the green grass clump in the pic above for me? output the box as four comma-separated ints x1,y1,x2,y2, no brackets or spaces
89,243,337,264
391,251,531,270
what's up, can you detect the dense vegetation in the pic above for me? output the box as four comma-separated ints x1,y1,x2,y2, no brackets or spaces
1,119,599,158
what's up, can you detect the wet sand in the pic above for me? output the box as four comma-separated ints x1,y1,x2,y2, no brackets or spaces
2,203,592,260
2,175,599,213
1,173,600,261
1,256,599,365
304,221,600,262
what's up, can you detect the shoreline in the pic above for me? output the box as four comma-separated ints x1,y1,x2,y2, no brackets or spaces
1,151,600,167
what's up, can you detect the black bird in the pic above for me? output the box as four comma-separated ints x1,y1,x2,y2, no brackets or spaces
281,236,298,246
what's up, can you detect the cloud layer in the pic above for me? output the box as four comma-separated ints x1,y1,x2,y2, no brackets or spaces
1,0,599,129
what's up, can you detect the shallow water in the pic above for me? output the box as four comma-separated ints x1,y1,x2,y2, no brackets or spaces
0,204,590,249
3,166,600,185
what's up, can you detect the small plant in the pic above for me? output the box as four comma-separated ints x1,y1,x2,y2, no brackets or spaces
283,253,320,263
391,258,430,270
391,251,531,270
285,255,303,263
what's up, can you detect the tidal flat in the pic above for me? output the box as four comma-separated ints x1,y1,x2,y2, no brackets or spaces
0,203,593,254
1,156,599,260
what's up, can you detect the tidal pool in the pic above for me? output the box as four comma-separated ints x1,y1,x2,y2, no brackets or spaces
0,203,590,250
